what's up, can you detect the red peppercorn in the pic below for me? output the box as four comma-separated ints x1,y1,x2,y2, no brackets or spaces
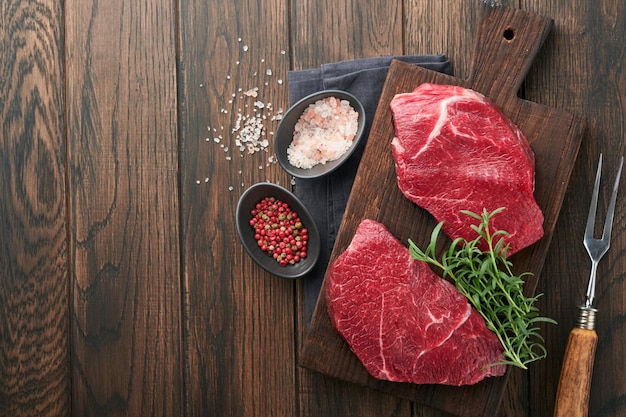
249,196,310,267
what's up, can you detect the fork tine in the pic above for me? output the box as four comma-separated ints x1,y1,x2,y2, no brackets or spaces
602,156,624,242
585,154,603,241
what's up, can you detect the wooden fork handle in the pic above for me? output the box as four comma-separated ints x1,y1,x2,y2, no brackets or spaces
553,327,598,417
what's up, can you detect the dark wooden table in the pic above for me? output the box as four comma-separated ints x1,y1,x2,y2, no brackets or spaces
1,0,625,416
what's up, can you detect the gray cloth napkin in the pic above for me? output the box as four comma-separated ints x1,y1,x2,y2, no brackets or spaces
288,55,454,324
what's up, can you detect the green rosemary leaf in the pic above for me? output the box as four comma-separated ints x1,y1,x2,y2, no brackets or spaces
408,208,556,370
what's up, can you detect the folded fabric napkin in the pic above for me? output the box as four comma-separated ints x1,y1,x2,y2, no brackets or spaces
287,55,454,324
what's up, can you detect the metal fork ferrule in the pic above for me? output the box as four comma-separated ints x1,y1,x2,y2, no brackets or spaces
577,306,598,330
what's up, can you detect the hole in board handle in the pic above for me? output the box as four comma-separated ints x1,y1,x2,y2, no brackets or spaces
503,28,515,41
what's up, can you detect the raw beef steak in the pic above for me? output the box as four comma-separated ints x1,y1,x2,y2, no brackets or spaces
326,219,506,386
390,83,543,256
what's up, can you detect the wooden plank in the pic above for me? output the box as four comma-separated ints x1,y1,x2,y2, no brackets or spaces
64,0,183,415
291,0,404,70
290,1,413,417
521,1,626,416
177,0,297,416
0,1,70,416
300,3,585,417
405,0,479,80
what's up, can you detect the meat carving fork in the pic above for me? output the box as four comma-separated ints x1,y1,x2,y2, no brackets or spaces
553,154,623,417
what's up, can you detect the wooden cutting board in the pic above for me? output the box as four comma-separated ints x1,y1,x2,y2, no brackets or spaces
300,3,585,417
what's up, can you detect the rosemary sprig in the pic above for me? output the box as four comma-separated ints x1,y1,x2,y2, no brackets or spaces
408,208,556,370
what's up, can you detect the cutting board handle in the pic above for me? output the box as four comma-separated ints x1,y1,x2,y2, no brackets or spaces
467,1,554,104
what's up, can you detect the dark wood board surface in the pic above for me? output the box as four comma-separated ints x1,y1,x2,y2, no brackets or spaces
300,4,585,417
64,0,184,415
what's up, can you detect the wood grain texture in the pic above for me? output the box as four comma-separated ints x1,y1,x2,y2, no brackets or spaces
0,1,70,416
292,0,404,70
553,327,597,417
177,0,296,416
64,0,182,415
522,1,626,416
300,3,584,417
405,1,479,80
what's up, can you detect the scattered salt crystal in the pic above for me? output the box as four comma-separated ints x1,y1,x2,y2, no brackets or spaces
229,186,234,191
244,88,258,97
238,37,242,42
205,177,209,182
201,45,289,175
196,180,201,185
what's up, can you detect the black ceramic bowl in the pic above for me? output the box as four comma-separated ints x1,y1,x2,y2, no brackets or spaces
274,90,366,179
235,182,320,279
